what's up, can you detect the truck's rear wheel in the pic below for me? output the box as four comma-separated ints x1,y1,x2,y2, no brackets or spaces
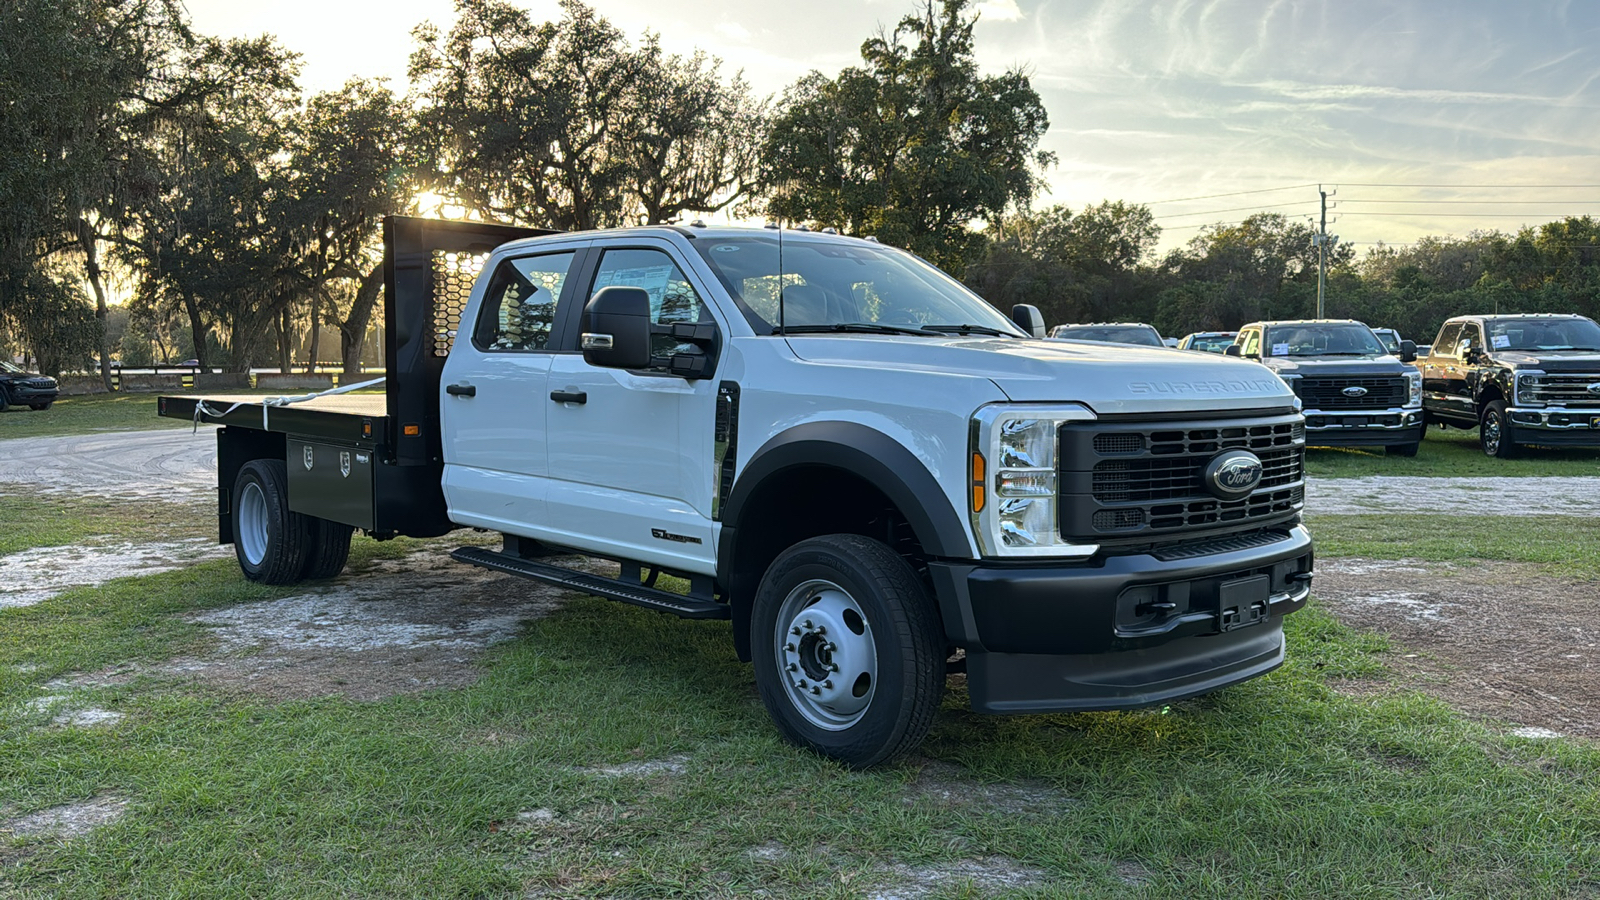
233,459,311,584
751,534,943,768
301,518,354,580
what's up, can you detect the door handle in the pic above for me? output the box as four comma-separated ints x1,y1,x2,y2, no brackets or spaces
550,390,587,404
446,383,476,397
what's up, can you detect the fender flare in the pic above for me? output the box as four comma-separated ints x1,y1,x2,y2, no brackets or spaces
717,421,972,660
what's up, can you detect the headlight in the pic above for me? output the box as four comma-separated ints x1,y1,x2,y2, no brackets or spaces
1515,371,1543,406
1406,370,1422,407
970,404,1098,558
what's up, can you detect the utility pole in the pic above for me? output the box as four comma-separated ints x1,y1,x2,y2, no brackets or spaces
1311,186,1338,319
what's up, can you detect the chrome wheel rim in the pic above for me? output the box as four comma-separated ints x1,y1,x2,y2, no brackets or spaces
238,481,269,566
773,579,877,731
1483,412,1502,455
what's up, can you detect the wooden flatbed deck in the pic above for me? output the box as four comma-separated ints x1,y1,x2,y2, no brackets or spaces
158,392,389,447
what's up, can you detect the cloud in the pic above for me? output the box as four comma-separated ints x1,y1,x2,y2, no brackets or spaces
976,0,1023,22
714,21,751,42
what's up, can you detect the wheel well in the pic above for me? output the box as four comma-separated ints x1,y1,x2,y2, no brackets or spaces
1477,385,1505,415
215,427,287,544
724,464,931,661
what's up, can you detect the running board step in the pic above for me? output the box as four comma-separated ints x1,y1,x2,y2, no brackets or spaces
451,547,730,620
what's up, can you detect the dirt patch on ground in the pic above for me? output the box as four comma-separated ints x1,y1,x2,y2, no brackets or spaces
170,549,583,701
0,538,232,609
1305,476,1600,516
1,797,127,839
49,548,594,703
904,761,1075,817
1314,557,1600,738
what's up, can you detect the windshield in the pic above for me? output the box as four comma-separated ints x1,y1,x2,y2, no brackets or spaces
1263,324,1387,357
1187,334,1236,353
692,235,1023,336
1373,330,1401,354
1485,317,1600,351
0,360,21,374
1053,326,1164,347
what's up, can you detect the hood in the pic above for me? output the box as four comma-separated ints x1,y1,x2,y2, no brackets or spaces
1487,350,1600,372
1259,355,1410,377
784,335,1295,415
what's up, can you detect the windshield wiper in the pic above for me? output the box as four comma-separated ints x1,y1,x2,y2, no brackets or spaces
1535,346,1600,352
918,323,1016,337
777,322,936,337
1298,351,1372,357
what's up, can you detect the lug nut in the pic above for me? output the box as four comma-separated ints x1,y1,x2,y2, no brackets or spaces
810,686,821,695
791,626,801,636
786,663,798,672
826,642,837,652
785,642,795,652
802,619,813,629
823,680,833,689
815,626,826,635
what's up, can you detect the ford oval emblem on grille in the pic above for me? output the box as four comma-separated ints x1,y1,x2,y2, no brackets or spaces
1588,382,1600,395
1203,449,1264,501
1342,385,1369,398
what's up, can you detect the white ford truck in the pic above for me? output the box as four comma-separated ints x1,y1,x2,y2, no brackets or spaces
162,216,1314,767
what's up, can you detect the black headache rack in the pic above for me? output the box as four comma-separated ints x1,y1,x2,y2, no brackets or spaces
384,216,559,465
159,216,554,539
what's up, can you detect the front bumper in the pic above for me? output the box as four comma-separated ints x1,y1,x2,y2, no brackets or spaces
1302,407,1423,447
928,525,1314,713
4,383,58,404
1508,407,1600,447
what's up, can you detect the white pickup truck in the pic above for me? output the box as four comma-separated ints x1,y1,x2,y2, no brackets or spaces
162,216,1314,767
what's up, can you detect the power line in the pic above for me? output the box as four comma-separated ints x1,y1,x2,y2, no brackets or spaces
1341,199,1600,205
1341,211,1597,218
1336,182,1600,189
1153,200,1316,220
1140,183,1317,205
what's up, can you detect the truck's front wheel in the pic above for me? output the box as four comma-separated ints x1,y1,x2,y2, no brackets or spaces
1480,400,1519,459
751,534,943,768
233,459,311,584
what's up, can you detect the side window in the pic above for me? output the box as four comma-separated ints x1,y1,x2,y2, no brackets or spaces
1241,329,1261,356
1433,324,1462,358
1454,324,1482,359
589,248,713,356
473,252,576,352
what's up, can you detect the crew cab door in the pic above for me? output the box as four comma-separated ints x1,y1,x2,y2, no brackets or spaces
543,241,724,575
439,244,588,532
1424,323,1471,423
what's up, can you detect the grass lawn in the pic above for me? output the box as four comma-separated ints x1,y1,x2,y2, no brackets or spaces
2,502,1597,897
1306,424,1600,478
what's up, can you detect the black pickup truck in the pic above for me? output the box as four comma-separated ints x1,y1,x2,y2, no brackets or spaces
1227,319,1423,456
1417,313,1600,458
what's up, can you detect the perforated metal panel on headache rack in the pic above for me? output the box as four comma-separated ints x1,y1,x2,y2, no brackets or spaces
383,216,557,466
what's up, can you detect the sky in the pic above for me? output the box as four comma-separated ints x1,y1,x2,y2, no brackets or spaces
183,0,1600,255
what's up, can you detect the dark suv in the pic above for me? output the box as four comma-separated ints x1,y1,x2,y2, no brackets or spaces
1228,319,1423,455
1048,322,1165,347
1417,313,1600,458
0,360,58,411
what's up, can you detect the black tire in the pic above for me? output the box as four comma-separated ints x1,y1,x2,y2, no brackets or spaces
301,518,354,580
1479,400,1518,459
751,534,944,768
231,459,311,584
1386,442,1419,457
29,401,52,411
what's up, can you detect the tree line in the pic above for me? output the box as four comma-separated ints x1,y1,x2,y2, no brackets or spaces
4,0,1597,379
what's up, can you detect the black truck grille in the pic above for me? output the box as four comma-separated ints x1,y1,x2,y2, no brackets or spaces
1523,373,1600,405
1060,413,1305,545
1294,375,1406,409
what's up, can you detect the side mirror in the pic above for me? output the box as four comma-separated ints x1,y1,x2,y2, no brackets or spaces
581,286,652,370
1400,340,1417,363
1010,304,1046,338
1224,345,1242,357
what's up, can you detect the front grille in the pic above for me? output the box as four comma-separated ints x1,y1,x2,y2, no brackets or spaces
1294,375,1406,409
1524,373,1600,405
23,378,54,389
1059,413,1305,545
